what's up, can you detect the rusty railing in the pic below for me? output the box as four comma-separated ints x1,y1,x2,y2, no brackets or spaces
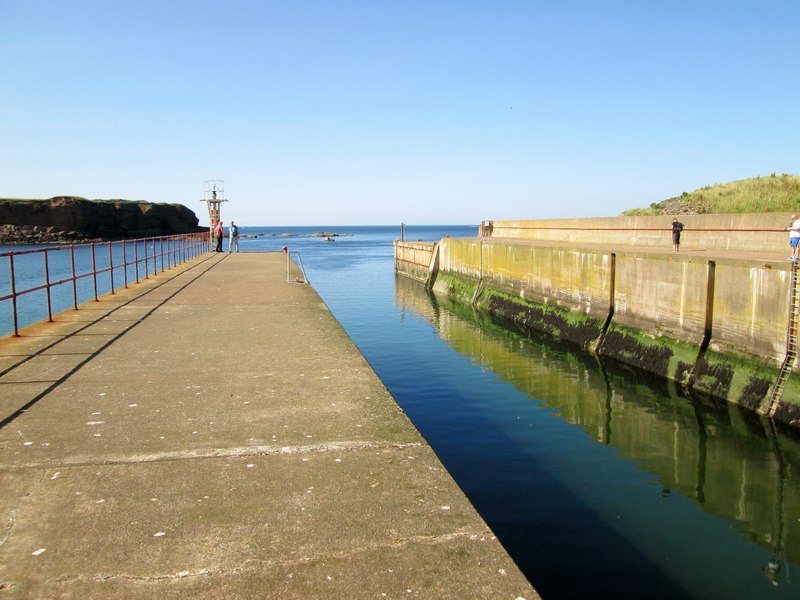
1,232,209,337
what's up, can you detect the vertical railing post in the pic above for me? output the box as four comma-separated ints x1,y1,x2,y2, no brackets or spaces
70,245,78,310
143,237,149,279
151,237,157,275
122,239,129,289
91,242,99,301
108,241,116,294
43,249,53,322
9,254,19,337
134,240,140,283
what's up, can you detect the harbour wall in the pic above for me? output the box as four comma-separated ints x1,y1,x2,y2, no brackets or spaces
481,213,788,252
394,217,800,427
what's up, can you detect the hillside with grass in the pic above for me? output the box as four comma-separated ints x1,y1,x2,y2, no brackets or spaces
622,173,800,216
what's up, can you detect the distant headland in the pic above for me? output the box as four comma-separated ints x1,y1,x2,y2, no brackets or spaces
0,197,206,244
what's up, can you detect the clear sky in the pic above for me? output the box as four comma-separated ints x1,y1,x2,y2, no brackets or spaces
2,1,798,226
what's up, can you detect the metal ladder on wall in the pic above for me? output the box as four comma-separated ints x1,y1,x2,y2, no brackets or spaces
767,260,800,413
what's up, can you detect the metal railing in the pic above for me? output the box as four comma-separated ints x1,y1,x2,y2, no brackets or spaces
1,232,209,337
285,249,308,283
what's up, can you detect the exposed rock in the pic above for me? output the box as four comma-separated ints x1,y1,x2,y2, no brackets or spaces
654,195,711,215
0,197,207,244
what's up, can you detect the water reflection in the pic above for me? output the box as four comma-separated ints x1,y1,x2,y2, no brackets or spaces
394,274,799,594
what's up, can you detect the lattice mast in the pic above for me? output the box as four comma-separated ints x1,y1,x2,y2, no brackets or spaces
201,180,228,245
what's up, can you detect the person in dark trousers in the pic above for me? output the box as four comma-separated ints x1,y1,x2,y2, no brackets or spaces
671,217,684,252
214,220,224,252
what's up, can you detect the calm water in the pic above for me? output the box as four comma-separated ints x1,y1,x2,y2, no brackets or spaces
3,225,799,599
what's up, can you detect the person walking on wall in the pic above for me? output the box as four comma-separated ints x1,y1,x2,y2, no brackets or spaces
214,220,223,252
228,220,240,253
787,214,800,261
671,217,684,252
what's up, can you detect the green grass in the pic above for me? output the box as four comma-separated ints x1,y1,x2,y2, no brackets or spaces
622,173,800,215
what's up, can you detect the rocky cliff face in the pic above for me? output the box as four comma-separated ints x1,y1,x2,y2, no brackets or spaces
0,197,207,244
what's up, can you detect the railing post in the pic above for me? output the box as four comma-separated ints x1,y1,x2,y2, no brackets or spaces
70,245,78,310
143,238,149,279
152,237,157,275
91,242,99,301
122,239,129,289
108,241,116,295
9,254,19,337
134,240,140,283
43,248,53,322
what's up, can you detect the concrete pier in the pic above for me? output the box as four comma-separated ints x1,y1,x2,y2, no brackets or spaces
0,252,538,599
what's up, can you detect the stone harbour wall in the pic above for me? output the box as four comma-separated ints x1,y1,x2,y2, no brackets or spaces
395,229,800,428
486,213,789,253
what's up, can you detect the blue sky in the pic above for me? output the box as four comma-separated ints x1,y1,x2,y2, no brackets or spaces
1,1,798,226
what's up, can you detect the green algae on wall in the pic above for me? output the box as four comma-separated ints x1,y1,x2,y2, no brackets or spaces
692,348,800,425
773,373,800,425
598,323,697,381
476,287,604,349
440,271,797,424
433,272,479,304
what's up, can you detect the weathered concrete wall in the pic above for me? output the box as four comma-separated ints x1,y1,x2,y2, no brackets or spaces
396,236,800,426
393,241,435,283
489,214,789,253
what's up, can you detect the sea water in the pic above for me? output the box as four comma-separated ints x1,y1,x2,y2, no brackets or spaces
2,225,799,599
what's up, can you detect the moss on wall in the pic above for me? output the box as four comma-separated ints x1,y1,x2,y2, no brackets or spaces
692,348,782,412
427,269,795,424
476,287,604,348
433,272,479,303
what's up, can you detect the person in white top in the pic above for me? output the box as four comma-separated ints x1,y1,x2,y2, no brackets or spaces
787,214,800,261
228,221,240,253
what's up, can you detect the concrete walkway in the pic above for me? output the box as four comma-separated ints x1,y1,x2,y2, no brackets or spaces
0,252,538,599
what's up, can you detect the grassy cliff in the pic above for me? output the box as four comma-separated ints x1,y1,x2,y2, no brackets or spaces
623,173,800,216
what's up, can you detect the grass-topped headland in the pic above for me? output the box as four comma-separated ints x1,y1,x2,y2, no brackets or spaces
622,173,800,216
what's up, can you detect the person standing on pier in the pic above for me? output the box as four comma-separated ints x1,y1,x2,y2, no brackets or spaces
787,214,800,261
214,220,223,252
671,217,684,252
228,221,240,253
